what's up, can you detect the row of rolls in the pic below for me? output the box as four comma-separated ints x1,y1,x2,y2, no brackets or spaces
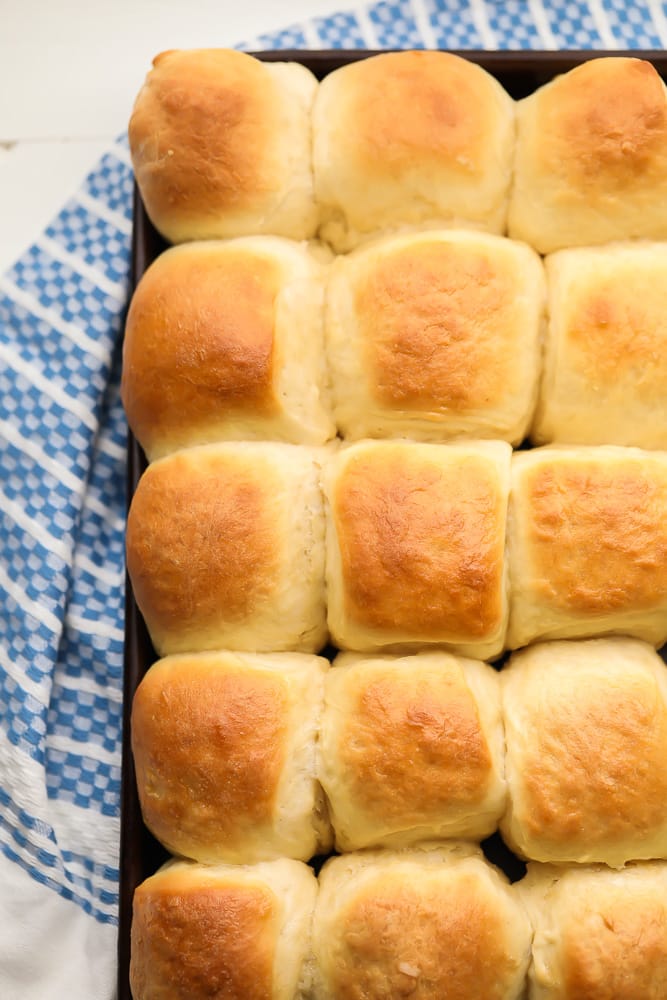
132,638,667,870
131,845,667,999
125,438,667,659
122,229,667,460
128,48,667,255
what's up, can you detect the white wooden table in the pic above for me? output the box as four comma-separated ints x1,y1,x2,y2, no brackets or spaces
0,0,347,274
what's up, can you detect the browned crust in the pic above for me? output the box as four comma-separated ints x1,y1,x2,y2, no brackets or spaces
537,58,667,191
550,255,667,401
129,49,280,234
131,658,288,855
355,240,517,413
519,456,667,614
339,667,492,821
122,246,279,456
130,871,276,999
326,870,521,1000
338,51,503,179
517,666,667,849
333,447,506,640
562,891,667,999
125,449,280,647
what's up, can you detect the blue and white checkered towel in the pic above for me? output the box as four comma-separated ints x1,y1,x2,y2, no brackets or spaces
0,2,663,997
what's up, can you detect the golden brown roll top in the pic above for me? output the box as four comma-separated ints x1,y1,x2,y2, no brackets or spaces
125,442,327,656
122,238,334,461
312,843,532,1000
132,851,667,1000
312,50,515,252
508,57,667,253
519,862,667,999
323,439,512,659
129,51,667,256
502,638,667,867
318,651,505,851
129,49,318,243
508,445,667,649
326,229,545,444
130,857,318,1000
131,651,331,864
534,242,667,450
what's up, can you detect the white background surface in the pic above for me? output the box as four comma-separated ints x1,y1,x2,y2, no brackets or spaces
0,0,349,274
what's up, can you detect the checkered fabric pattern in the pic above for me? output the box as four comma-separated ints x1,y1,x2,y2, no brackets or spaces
0,0,665,993
0,145,130,925
241,0,667,51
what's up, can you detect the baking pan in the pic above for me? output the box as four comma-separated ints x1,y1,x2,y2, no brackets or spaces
117,48,667,1000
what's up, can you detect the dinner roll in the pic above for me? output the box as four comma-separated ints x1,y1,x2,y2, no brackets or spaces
131,650,331,864
323,439,511,659
533,243,667,450
129,48,318,243
508,57,667,253
125,442,327,655
318,651,506,851
508,445,667,649
130,857,318,1000
326,230,544,443
122,238,334,461
502,638,667,867
312,50,515,252
312,843,531,1000
519,862,667,999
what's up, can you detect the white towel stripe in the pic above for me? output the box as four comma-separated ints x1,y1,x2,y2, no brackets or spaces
48,798,120,882
0,490,71,564
355,4,380,47
0,788,118,916
83,493,125,531
0,341,98,432
72,553,124,589
0,643,50,704
0,417,84,494
587,0,618,48
66,612,124,644
0,561,62,636
47,734,119,770
96,435,126,462
0,733,49,815
470,0,498,49
646,0,667,46
411,0,439,49
76,191,133,236
0,738,120,899
301,17,323,48
39,235,126,302
0,277,111,365
528,0,558,49
59,673,123,706
109,143,133,169
0,830,118,922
